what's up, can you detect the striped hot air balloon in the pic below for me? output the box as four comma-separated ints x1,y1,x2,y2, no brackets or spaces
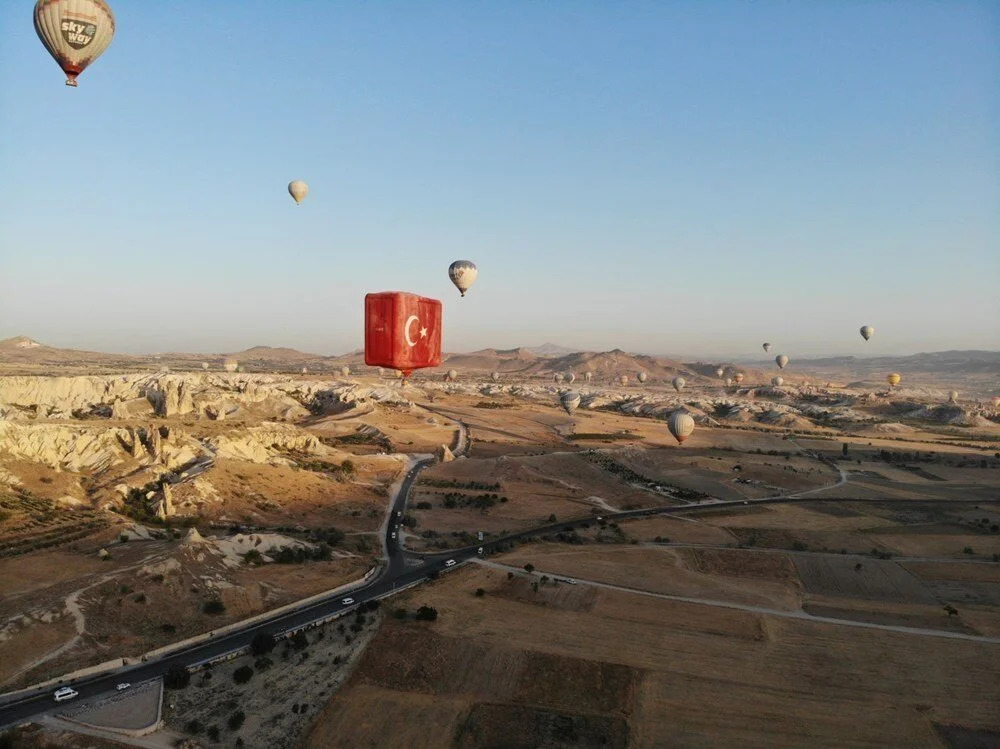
34,0,115,87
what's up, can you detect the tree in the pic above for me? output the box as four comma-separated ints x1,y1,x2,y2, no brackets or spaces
842,443,849,457
227,710,246,731
164,664,191,690
242,549,264,566
475,588,485,597
523,563,535,574
415,605,438,621
207,726,220,742
233,665,254,684
944,604,958,617
548,514,557,523
185,719,204,734
291,631,309,651
393,607,407,620
854,563,863,572
250,632,276,656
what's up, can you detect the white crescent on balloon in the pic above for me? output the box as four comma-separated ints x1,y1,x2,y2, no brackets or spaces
404,315,429,348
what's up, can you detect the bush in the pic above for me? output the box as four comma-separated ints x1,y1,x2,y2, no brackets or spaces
133,593,147,604
233,666,254,684
242,549,264,566
185,719,204,735
523,563,535,574
164,664,191,690
227,710,246,731
160,623,176,634
963,547,974,555
475,588,485,597
415,605,438,622
291,631,309,651
250,632,276,656
254,657,273,671
202,599,226,615
393,608,407,620
207,726,220,742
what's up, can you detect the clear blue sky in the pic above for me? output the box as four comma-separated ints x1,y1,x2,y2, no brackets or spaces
1,1,997,359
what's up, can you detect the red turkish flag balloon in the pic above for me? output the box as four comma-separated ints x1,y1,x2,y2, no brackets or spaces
365,292,442,378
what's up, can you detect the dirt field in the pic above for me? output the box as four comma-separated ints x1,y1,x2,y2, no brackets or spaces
304,564,1000,748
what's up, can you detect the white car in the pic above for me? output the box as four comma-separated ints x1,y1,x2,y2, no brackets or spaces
116,683,131,691
391,532,396,539
53,687,78,703
396,510,402,517
341,597,354,605
477,547,483,554
444,559,456,567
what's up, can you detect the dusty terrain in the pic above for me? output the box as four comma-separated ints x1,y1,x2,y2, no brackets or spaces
2,347,999,747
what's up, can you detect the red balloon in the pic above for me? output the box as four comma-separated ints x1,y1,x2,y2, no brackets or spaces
365,292,442,379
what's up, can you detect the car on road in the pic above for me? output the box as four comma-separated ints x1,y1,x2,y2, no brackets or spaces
341,597,354,605
396,510,401,517
116,683,131,691
53,687,78,702
391,532,396,539
563,578,578,585
444,559,456,567
477,547,483,554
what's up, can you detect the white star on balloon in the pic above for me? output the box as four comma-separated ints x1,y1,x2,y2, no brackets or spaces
420,327,428,339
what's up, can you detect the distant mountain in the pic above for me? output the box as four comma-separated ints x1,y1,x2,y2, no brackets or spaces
789,350,1000,377
225,345,327,363
526,343,581,357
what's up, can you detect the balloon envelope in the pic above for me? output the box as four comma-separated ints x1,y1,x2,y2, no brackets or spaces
584,371,593,382
668,412,695,444
448,369,458,381
34,0,115,87
565,373,576,384
560,391,581,415
672,376,685,392
715,367,724,378
887,373,901,387
734,373,745,384
762,343,771,352
775,355,789,369
637,372,648,383
948,390,958,403
491,371,500,382
223,359,238,373
771,376,783,387
860,325,875,341
448,260,478,297
619,375,629,386
288,180,308,204
341,366,350,377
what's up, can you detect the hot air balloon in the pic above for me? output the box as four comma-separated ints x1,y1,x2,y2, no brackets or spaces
288,180,308,205
301,367,308,375
201,362,209,371
223,358,238,373
553,373,562,384
724,377,733,387
860,325,874,341
637,372,648,384
34,0,115,87
734,373,745,385
584,371,593,383
448,261,478,297
668,412,695,444
448,369,458,382
775,355,789,369
560,391,581,415
672,376,686,393
491,371,500,382
341,366,350,377
619,375,629,387
565,373,576,385
771,376,783,387
991,396,1000,408
887,373,901,388
762,343,772,353
948,390,958,403
715,367,725,378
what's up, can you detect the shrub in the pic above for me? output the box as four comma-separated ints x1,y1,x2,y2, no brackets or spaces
233,666,254,684
227,710,246,731
963,547,974,555
242,549,264,566
475,588,485,597
254,657,273,671
523,563,535,574
160,623,176,634
207,726,220,742
291,631,309,651
185,719,204,735
203,599,226,615
415,605,438,621
392,608,407,620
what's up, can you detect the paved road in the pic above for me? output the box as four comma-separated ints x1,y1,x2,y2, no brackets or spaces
0,417,991,729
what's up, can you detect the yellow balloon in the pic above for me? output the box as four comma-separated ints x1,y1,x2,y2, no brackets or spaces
887,373,901,387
